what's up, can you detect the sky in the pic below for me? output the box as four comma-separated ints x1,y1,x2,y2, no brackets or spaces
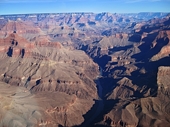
0,0,170,15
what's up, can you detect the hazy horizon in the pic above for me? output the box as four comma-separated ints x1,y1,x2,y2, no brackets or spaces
0,12,170,16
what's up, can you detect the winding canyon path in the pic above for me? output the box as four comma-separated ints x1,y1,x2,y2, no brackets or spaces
82,67,104,127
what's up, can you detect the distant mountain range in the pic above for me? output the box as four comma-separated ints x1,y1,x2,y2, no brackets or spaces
0,12,168,21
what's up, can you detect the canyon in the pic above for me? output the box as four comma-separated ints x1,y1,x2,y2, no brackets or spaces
0,12,170,127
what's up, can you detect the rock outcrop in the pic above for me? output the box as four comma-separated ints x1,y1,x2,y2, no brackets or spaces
99,66,170,127
0,33,99,99
90,14,170,127
0,20,42,39
157,66,170,95
0,33,99,126
0,81,95,127
0,12,170,127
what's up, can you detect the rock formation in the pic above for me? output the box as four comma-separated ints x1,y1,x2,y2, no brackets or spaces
100,66,170,127
0,33,99,126
0,12,170,127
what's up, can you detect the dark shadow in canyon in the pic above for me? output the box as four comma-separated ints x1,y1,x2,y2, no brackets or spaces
99,77,119,99
7,47,13,57
129,56,170,97
128,34,141,42
21,49,25,58
94,55,111,70
89,99,119,127
132,32,169,62
82,99,102,126
75,99,119,127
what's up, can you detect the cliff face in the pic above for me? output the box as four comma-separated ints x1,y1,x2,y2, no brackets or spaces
88,14,170,127
0,13,167,48
0,33,99,126
0,33,99,99
157,66,170,95
0,21,42,39
0,12,170,127
0,82,95,127
151,30,170,61
101,66,170,127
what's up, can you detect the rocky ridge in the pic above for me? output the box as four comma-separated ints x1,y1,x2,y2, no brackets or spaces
0,12,170,127
0,32,99,126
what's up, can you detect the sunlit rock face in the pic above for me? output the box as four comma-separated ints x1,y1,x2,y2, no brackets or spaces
0,12,170,127
0,33,99,126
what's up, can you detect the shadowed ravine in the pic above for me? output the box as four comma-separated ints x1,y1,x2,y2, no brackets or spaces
0,12,170,127
81,67,104,127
